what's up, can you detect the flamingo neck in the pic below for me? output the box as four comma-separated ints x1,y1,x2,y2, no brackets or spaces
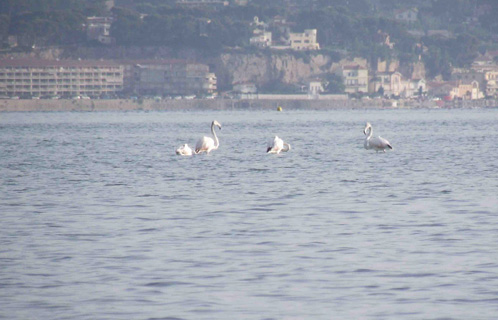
211,123,219,149
366,127,373,140
364,127,372,149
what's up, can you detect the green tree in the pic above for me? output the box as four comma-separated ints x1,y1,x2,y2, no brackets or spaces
323,73,345,94
0,14,9,40
110,7,143,45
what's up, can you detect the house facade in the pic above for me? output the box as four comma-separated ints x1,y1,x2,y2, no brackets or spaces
451,69,486,94
428,81,459,98
341,65,368,94
370,71,402,97
428,80,483,100
408,78,427,97
233,81,257,94
485,71,498,98
308,80,324,98
232,81,257,99
289,29,320,50
450,80,482,100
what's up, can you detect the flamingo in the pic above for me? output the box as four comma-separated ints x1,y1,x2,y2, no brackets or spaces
267,136,291,154
363,122,392,152
175,144,193,156
195,120,222,154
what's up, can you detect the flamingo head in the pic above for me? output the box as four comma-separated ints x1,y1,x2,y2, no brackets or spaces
363,122,372,135
212,120,222,130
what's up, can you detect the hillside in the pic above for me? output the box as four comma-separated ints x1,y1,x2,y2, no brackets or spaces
1,0,497,92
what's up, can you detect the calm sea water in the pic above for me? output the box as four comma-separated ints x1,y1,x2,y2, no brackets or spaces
1,108,498,320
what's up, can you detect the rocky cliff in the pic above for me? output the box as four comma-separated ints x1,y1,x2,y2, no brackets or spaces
213,52,336,90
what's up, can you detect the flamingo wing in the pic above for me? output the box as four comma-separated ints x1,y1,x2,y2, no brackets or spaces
176,144,192,156
370,136,392,150
196,136,214,153
267,136,284,153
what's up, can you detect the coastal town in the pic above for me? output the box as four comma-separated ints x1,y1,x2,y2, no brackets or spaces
0,0,497,109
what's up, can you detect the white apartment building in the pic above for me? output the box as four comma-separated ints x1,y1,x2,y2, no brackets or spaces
0,59,123,97
132,61,217,96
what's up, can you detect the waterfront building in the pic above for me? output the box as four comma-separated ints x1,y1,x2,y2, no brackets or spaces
451,69,486,94
485,71,498,98
232,81,257,99
370,71,402,97
0,59,123,98
428,80,483,100
341,65,369,94
129,61,217,96
308,80,324,99
450,80,483,100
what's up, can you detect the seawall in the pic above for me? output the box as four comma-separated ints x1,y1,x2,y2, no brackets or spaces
0,98,496,112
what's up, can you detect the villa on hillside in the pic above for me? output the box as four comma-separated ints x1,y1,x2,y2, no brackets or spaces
250,31,272,48
85,16,115,45
394,8,418,23
288,29,320,51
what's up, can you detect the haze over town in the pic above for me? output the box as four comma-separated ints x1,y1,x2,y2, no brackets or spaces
0,0,497,105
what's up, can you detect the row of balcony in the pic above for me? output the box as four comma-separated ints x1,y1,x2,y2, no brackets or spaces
0,73,122,78
1,85,122,90
1,67,122,72
0,79,123,84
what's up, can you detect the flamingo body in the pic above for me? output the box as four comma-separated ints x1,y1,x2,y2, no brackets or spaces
363,122,392,152
176,144,193,156
267,136,291,154
195,120,221,154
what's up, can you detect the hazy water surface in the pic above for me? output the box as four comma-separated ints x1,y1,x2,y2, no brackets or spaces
1,108,498,319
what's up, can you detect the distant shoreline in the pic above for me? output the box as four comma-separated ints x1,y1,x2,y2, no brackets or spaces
0,98,496,112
